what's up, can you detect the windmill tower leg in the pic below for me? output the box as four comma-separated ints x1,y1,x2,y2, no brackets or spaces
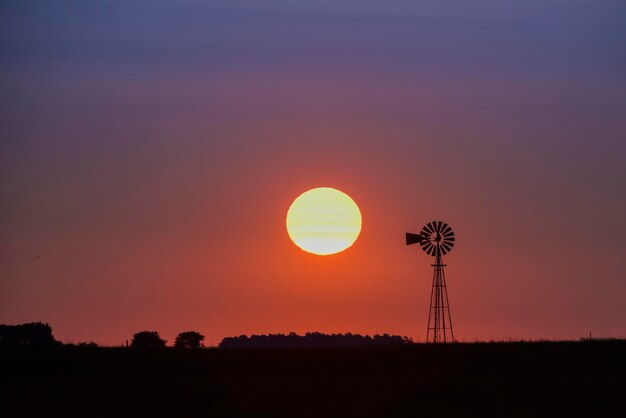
441,260,455,342
427,252,455,343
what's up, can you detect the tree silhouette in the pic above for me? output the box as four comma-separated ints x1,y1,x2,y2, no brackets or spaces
0,322,60,346
131,331,166,348
175,331,205,349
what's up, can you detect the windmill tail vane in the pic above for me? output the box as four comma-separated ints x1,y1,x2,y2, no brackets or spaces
406,221,456,343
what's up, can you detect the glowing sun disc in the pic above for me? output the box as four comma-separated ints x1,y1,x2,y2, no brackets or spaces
286,187,362,256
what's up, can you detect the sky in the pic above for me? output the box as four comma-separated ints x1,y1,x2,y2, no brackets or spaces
1,0,625,346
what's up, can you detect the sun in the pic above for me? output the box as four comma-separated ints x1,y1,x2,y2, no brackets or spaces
286,187,362,256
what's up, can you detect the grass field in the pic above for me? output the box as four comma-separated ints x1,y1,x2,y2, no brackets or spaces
2,340,624,417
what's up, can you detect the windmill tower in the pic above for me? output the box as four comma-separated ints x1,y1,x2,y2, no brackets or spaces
406,221,456,343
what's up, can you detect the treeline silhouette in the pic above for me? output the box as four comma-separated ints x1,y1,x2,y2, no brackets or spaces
0,323,206,349
1,322,412,349
0,322,59,347
219,332,412,349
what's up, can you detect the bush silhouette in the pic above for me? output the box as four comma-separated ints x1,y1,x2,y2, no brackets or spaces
0,322,60,346
131,331,166,348
175,331,205,349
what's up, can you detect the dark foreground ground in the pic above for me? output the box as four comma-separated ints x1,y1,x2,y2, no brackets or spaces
2,341,625,417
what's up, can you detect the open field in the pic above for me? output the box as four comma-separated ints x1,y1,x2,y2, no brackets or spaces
2,341,625,417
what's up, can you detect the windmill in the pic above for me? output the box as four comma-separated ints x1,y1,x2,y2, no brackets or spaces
406,221,456,343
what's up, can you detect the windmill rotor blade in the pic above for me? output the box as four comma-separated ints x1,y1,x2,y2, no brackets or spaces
440,246,448,255
436,221,442,232
424,223,435,233
441,224,452,235
442,242,453,252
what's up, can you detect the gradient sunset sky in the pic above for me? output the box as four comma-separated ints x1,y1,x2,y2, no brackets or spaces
1,0,625,345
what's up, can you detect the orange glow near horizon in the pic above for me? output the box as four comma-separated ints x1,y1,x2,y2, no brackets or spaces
286,187,362,256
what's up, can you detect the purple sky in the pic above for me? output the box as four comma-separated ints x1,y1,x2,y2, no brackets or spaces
1,1,625,345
